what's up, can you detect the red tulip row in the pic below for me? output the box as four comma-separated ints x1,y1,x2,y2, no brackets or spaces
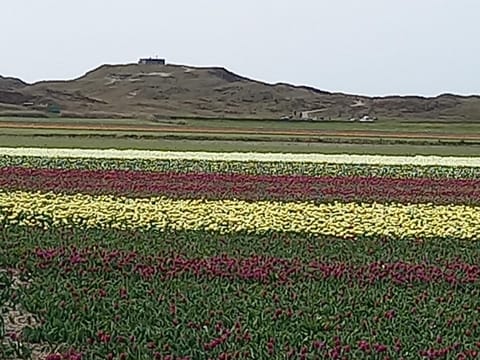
1,166,480,204
33,246,480,286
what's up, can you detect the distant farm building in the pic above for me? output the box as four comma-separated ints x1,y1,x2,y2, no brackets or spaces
138,58,166,65
350,115,377,122
298,109,328,121
359,115,376,122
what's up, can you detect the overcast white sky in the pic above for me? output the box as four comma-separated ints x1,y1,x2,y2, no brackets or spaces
1,0,478,96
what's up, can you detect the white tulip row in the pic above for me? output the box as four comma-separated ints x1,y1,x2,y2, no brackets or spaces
0,147,479,167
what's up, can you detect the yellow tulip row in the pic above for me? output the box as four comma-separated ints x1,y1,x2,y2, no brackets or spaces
0,190,479,240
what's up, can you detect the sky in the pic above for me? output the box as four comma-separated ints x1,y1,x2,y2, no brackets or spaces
1,0,478,96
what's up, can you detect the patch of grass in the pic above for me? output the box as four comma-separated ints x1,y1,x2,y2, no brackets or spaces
179,118,480,134
2,128,480,147
2,116,480,135
2,116,480,155
2,134,480,155
0,117,156,126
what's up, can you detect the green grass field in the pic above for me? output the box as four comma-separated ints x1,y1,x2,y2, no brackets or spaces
1,116,480,155
177,118,480,135
0,117,157,126
2,134,480,155
2,116,480,134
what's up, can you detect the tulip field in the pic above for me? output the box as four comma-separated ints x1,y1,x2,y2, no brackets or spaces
2,147,480,360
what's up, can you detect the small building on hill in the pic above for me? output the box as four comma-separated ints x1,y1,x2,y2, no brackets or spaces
138,58,166,65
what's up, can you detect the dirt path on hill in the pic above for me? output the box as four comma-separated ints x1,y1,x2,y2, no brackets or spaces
0,121,479,140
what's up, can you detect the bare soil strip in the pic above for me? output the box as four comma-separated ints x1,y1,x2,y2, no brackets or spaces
0,122,479,140
1,269,55,360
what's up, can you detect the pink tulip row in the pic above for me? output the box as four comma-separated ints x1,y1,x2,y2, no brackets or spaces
2,166,480,204
39,322,477,360
33,247,480,286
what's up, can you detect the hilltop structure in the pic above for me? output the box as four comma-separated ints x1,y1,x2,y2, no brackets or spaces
138,58,166,65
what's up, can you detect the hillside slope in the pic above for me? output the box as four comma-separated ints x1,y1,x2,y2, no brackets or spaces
1,63,479,120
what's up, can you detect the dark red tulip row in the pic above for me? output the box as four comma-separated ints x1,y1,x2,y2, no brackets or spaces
2,166,480,204
33,247,480,286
